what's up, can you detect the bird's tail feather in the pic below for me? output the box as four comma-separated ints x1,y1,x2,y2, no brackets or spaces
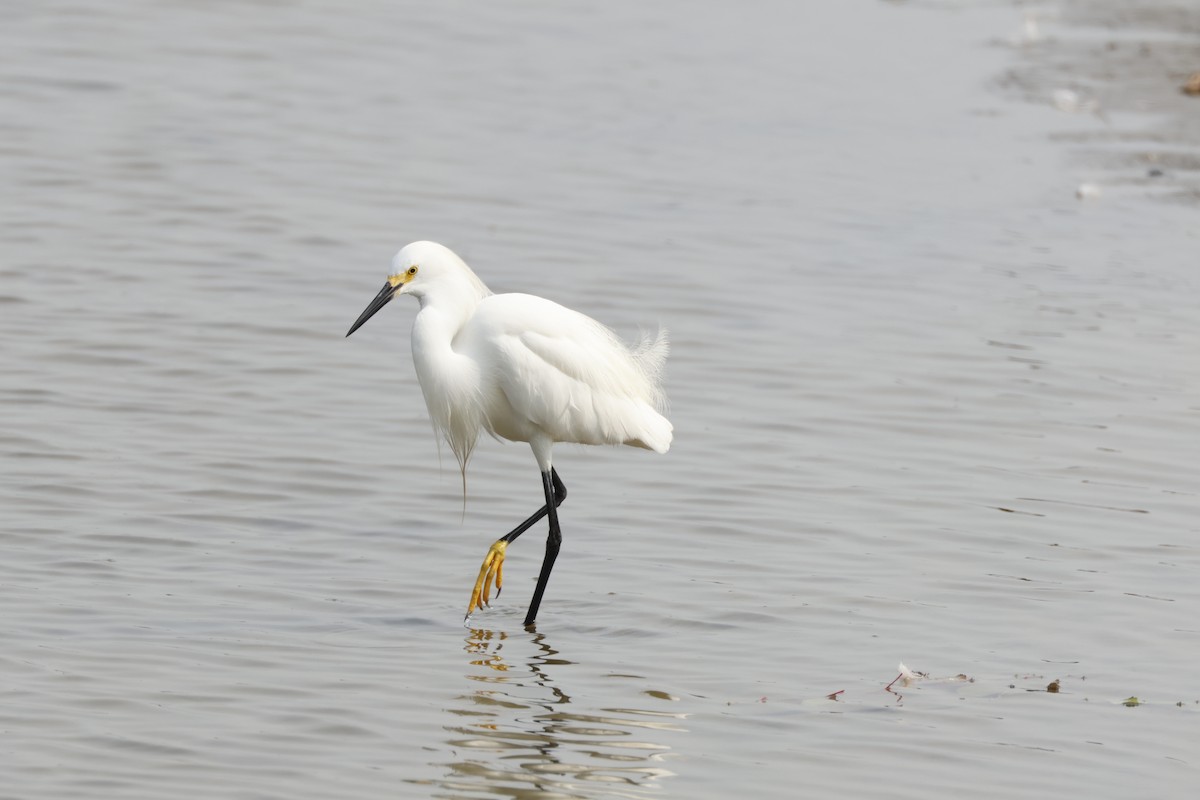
631,326,669,412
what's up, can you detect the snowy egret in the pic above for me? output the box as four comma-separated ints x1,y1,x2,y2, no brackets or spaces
346,242,672,627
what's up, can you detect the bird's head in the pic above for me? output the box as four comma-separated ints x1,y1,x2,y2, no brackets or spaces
346,241,484,337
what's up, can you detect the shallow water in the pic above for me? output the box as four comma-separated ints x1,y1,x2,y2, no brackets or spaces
2,1,1198,798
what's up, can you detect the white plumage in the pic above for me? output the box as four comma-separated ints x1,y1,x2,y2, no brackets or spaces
346,241,672,626
399,242,672,472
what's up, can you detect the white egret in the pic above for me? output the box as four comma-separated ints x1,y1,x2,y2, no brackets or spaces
346,242,672,627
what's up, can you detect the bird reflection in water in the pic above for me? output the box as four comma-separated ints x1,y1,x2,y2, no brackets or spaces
434,628,684,798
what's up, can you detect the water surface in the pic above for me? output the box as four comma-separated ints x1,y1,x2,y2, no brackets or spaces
2,1,1198,798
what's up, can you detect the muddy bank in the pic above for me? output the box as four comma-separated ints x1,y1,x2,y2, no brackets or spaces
997,0,1200,203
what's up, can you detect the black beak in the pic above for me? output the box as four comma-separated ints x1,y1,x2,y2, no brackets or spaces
346,281,396,337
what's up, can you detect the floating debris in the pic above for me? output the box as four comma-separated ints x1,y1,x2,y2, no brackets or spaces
1047,680,1061,693
1182,73,1200,96
1052,88,1099,114
886,663,917,692
1122,696,1141,707
1076,183,1102,200
1006,10,1060,47
884,663,972,695
1012,12,1042,46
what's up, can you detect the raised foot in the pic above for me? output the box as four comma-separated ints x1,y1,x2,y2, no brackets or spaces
466,539,508,618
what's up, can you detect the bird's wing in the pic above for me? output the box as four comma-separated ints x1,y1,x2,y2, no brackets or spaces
470,295,670,451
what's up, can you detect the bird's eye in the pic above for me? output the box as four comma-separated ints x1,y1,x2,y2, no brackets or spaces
408,266,418,276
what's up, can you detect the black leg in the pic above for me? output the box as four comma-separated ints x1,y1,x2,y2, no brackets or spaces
523,469,564,628
499,467,566,546
466,469,566,621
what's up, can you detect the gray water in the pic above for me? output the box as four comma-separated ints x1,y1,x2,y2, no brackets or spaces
2,1,1198,798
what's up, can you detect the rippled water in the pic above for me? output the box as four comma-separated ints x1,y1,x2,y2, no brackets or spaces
3,1,1198,798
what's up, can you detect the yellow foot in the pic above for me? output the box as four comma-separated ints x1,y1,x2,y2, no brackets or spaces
466,539,508,618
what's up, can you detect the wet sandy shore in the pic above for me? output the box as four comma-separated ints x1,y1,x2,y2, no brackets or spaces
997,0,1200,202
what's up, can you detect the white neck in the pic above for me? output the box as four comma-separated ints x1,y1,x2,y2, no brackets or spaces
409,278,489,472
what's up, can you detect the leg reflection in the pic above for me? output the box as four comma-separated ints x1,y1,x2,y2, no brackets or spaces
437,628,683,797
